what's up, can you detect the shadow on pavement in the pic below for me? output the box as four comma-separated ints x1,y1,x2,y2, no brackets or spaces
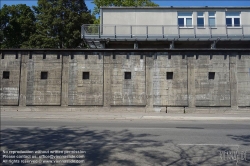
0,127,247,165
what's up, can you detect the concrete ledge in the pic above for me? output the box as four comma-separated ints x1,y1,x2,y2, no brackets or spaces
167,107,184,114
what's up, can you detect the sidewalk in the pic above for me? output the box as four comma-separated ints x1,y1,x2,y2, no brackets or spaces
1,108,250,121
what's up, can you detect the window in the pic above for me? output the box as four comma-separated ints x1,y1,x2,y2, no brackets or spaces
41,72,48,79
197,12,204,27
178,12,193,27
124,72,131,79
82,72,89,79
3,71,10,79
208,12,216,27
43,53,46,59
226,12,240,27
208,72,215,80
167,72,173,80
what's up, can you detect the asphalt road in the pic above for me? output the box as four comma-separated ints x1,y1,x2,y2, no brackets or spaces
1,118,250,166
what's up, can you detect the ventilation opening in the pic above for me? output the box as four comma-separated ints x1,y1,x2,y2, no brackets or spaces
29,53,32,59
16,53,18,59
82,72,89,79
182,55,185,59
124,72,131,79
113,54,116,59
126,54,130,59
140,55,143,59
196,55,199,59
43,53,46,59
3,71,10,79
168,55,171,59
71,54,74,59
57,54,60,59
208,72,215,80
85,54,88,59
41,72,48,79
1,54,4,59
167,72,173,80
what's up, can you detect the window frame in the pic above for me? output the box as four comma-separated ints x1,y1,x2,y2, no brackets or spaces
225,12,241,27
208,11,216,27
178,12,193,28
197,12,205,27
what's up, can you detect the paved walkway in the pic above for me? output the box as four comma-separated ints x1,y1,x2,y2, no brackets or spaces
1,108,250,121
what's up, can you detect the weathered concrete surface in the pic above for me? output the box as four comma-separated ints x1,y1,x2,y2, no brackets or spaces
0,50,250,112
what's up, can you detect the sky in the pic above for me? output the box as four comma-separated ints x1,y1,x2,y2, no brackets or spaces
1,0,250,14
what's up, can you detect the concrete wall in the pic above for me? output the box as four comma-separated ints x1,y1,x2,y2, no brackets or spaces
0,50,250,111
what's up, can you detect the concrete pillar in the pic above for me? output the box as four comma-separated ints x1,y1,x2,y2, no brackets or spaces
229,54,238,109
187,54,196,108
61,53,69,106
146,53,154,110
103,52,111,107
19,52,28,106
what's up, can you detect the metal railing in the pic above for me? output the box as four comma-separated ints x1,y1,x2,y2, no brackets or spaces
81,24,250,39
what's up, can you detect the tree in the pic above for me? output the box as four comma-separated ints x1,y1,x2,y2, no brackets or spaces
28,0,94,48
92,0,159,16
0,4,36,48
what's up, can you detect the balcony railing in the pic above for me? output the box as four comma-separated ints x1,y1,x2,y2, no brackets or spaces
81,24,250,40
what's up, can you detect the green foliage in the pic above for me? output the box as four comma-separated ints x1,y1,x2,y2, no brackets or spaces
27,0,94,48
0,4,36,48
92,0,159,16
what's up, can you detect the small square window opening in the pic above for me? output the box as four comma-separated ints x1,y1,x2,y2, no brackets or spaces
124,72,131,79
167,72,173,80
3,71,10,79
41,72,48,79
83,72,90,79
208,72,215,80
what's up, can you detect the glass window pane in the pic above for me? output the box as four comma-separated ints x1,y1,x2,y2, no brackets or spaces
209,12,215,16
186,18,192,27
226,12,240,16
178,12,192,16
226,18,232,26
178,18,184,27
209,18,215,27
234,18,240,26
197,18,204,27
197,12,204,16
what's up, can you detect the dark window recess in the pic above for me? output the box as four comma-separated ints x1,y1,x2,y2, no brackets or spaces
182,55,185,59
2,54,4,59
43,53,46,59
126,54,130,59
167,72,173,80
178,18,184,27
234,18,240,26
82,72,90,79
71,54,74,59
197,18,204,27
210,55,213,60
16,53,18,59
41,72,48,79
168,55,171,59
140,55,143,59
226,18,232,27
113,54,116,59
224,55,227,60
124,72,131,79
239,55,241,59
208,72,215,80
57,54,60,59
85,54,88,59
196,55,199,59
3,71,10,79
29,53,32,59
